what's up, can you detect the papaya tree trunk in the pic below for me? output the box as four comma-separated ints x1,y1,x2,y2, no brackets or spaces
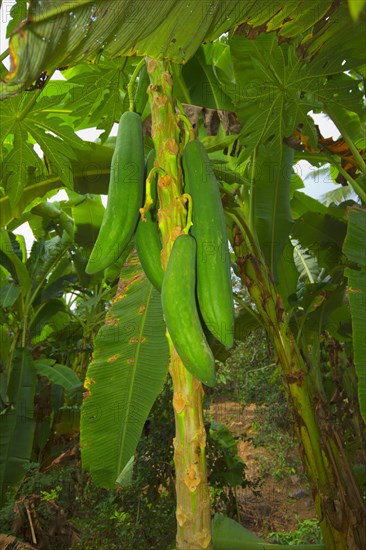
147,58,212,549
232,219,366,550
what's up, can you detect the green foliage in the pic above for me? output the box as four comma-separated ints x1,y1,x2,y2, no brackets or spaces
0,461,79,530
212,513,325,549
0,209,117,502
0,380,252,549
268,518,323,545
215,329,278,405
228,27,365,186
33,359,81,391
72,482,176,550
40,485,62,502
63,58,131,141
256,440,299,483
180,44,235,111
206,421,248,518
0,90,89,208
230,34,317,158
213,327,303,483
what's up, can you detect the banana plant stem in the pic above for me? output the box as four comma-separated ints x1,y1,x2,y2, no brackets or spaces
232,214,366,549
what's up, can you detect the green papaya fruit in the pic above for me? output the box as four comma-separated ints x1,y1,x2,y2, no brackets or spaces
161,234,216,387
182,140,234,348
135,150,164,291
86,111,144,274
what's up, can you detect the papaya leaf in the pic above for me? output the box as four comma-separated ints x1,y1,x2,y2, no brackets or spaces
230,31,365,160
62,58,131,141
26,125,74,189
2,127,44,208
0,88,89,209
230,34,318,160
25,109,88,161
81,254,169,488
0,349,36,505
0,141,113,228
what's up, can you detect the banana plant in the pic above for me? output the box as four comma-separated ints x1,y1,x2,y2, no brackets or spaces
0,197,118,503
226,192,366,549
0,218,72,503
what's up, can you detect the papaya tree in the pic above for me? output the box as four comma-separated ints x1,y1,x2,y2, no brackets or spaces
1,1,366,549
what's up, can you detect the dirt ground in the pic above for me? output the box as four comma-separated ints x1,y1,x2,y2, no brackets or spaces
210,401,317,538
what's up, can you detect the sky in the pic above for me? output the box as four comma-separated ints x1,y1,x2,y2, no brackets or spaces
0,1,343,250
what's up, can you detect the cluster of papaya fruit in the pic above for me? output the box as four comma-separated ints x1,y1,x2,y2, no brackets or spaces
86,111,234,386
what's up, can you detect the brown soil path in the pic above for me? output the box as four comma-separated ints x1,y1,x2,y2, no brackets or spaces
209,402,317,538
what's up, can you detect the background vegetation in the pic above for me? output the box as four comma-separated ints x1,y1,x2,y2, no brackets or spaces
0,1,365,548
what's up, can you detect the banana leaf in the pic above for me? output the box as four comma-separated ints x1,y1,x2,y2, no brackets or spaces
81,253,169,487
343,206,366,422
1,0,334,99
0,349,36,505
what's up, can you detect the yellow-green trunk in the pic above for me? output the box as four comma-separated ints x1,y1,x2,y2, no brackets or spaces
147,58,212,549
